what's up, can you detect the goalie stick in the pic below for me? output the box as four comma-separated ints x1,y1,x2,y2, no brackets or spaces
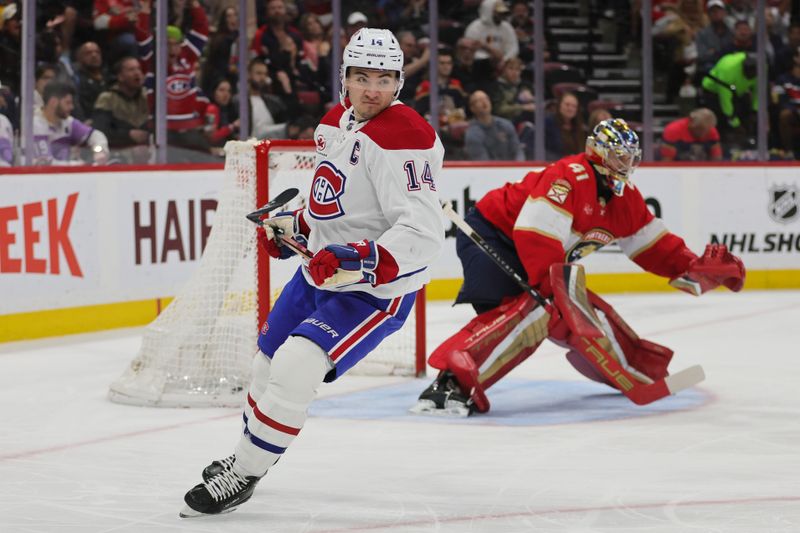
442,202,599,337
442,202,705,405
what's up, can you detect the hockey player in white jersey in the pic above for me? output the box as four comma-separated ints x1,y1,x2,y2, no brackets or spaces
180,28,445,517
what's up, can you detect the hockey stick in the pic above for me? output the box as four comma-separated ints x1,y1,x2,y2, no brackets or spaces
441,202,549,308
443,202,705,405
245,187,313,259
246,187,300,224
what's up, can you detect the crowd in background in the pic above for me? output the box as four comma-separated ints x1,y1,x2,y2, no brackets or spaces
0,0,797,166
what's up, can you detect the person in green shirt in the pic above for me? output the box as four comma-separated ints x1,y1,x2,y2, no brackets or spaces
701,51,758,143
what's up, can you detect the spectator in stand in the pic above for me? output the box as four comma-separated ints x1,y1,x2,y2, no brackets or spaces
0,111,12,166
397,30,430,102
136,0,211,160
297,12,331,97
587,108,613,132
204,78,240,150
726,0,755,29
253,0,303,96
93,0,139,62
37,0,86,58
695,0,734,78
34,64,58,109
0,3,21,95
92,56,151,163
345,11,368,40
72,42,110,122
464,90,523,161
241,58,289,139
720,19,776,65
701,51,758,145
0,82,16,131
771,46,800,157
652,0,707,100
414,47,467,121
205,6,240,91
397,0,428,35
660,107,723,161
545,91,587,160
284,114,316,140
452,37,480,93
464,0,519,67
488,56,535,125
774,22,800,78
33,81,109,165
509,0,533,62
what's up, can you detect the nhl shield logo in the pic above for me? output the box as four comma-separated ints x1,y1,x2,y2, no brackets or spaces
768,184,799,224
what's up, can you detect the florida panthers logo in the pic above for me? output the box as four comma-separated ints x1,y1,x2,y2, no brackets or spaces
308,161,347,219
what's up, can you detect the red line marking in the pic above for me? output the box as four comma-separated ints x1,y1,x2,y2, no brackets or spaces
0,411,238,461
312,495,800,533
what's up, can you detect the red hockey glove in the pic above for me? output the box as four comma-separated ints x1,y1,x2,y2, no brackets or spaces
257,210,308,260
670,244,745,296
308,240,399,287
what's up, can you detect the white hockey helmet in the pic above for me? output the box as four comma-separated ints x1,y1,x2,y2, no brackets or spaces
340,28,405,105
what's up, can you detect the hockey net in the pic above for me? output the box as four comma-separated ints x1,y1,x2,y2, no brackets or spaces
108,139,425,407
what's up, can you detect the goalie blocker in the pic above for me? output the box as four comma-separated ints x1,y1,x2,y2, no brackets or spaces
416,263,710,415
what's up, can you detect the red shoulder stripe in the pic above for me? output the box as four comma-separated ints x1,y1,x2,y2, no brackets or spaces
360,104,436,150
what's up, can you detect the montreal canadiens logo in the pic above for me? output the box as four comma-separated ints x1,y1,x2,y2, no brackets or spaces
308,161,347,220
166,74,192,96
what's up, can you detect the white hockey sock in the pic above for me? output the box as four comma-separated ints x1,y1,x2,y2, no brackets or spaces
243,350,272,424
234,335,332,477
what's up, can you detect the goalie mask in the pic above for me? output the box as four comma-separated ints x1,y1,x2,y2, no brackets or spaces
340,28,405,105
585,118,642,196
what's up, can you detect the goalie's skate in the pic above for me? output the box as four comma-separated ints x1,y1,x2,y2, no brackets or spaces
409,371,474,417
180,468,260,518
202,454,235,482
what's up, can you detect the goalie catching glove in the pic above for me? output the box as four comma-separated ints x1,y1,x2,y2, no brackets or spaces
669,244,745,296
308,240,399,287
257,210,309,260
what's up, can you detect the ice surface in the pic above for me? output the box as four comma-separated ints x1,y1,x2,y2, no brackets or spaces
1,291,799,532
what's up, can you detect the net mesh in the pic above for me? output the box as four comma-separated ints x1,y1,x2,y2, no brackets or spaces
108,140,420,407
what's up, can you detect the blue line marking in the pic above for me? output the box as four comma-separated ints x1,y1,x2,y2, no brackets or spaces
309,378,710,426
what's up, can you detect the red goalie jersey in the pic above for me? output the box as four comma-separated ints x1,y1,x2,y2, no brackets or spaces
476,152,697,293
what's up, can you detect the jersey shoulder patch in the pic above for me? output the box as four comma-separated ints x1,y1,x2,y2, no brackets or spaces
319,103,347,128
360,104,436,150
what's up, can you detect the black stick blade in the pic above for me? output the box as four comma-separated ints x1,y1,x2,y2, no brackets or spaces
246,188,300,225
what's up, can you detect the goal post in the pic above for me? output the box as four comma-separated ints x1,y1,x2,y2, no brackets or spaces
108,139,426,408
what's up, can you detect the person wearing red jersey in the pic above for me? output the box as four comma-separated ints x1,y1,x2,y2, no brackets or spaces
135,0,210,159
412,118,745,416
660,108,723,162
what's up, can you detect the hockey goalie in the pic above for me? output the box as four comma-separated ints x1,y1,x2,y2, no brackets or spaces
411,118,746,417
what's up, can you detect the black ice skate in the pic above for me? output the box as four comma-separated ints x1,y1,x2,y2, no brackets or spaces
202,454,235,481
409,371,474,417
180,468,260,518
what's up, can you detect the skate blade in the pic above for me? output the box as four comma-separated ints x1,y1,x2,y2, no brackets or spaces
179,504,238,518
408,399,472,418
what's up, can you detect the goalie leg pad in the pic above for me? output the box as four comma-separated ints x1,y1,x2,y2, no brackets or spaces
428,292,551,412
588,291,673,381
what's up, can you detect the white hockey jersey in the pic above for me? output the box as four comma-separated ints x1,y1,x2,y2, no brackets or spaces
302,100,445,299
